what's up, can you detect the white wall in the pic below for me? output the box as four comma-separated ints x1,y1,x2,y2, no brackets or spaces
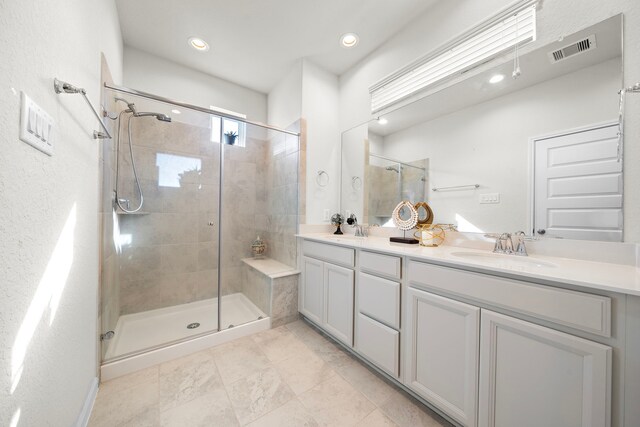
124,47,267,122
0,0,123,426
268,60,303,129
380,58,620,233
301,59,341,224
339,0,640,241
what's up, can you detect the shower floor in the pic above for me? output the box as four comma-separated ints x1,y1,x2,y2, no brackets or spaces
104,293,266,360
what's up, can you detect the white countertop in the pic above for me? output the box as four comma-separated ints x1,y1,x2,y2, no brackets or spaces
297,233,640,296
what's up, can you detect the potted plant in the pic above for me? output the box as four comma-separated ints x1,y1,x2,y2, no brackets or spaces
224,131,238,145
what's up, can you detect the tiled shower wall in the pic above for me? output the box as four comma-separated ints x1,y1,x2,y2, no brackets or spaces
116,118,220,314
255,120,305,268
99,57,120,358
111,114,301,315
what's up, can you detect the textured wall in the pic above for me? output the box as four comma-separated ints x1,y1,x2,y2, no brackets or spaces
124,47,268,123
0,0,123,425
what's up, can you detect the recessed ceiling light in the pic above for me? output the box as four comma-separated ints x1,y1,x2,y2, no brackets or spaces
171,109,181,114
489,74,505,84
188,37,209,51
378,117,388,125
341,33,359,48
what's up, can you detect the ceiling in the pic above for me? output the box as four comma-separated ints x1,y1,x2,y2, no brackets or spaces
115,0,438,94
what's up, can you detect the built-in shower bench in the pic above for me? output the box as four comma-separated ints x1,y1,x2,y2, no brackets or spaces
241,258,300,328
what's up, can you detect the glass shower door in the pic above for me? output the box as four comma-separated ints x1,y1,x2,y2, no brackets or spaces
100,91,222,362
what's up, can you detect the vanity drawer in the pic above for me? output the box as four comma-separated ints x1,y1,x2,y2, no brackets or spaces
303,240,355,268
360,250,402,279
408,261,611,337
358,272,400,329
356,313,400,377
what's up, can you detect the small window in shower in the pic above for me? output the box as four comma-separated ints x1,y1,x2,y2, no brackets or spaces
156,153,202,188
210,106,247,147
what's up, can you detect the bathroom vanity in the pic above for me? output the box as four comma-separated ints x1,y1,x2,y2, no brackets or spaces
297,234,640,427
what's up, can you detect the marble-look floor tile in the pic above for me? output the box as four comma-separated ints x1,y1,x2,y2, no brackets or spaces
160,388,239,427
334,357,395,406
298,375,375,427
98,366,159,395
226,367,296,425
159,349,224,412
251,325,309,362
356,409,398,427
285,319,316,337
245,398,318,427
379,389,453,427
89,380,159,427
210,336,271,385
274,346,336,394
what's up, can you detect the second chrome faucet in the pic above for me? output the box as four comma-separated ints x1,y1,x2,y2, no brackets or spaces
485,231,530,256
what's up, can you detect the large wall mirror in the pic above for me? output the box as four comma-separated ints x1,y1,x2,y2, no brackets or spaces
341,15,623,242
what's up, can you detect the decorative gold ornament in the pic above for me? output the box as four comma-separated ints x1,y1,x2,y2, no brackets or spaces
413,224,446,247
413,202,434,225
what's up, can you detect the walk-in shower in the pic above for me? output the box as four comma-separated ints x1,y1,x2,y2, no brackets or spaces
98,84,301,378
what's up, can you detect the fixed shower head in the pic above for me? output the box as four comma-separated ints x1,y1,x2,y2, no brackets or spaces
134,112,172,122
385,166,400,173
114,97,137,114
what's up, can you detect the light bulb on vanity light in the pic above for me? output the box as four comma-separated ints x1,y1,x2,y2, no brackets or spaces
378,117,388,125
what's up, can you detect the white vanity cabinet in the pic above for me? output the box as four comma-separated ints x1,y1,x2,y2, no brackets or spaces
478,310,611,427
355,251,403,377
298,236,627,427
407,260,613,427
404,287,480,427
300,241,355,346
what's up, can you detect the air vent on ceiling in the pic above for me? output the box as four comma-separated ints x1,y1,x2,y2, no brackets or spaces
549,35,597,63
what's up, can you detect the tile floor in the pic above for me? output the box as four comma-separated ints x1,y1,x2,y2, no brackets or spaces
89,319,453,427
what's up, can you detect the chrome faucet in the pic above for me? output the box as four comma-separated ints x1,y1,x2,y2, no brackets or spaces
347,214,368,237
485,231,530,256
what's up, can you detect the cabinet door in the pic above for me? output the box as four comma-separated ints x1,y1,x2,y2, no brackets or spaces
479,310,611,427
301,256,324,324
323,263,354,346
405,287,479,427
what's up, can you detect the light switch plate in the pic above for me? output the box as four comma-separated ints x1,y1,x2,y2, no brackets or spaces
480,193,500,204
20,91,54,156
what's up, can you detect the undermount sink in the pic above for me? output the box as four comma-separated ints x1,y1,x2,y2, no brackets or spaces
450,251,558,269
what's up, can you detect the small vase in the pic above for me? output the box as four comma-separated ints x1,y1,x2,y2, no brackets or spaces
251,235,266,258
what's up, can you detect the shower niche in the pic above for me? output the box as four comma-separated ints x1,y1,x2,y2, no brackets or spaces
98,84,302,375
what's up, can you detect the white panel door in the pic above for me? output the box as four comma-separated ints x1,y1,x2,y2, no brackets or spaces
323,263,355,346
534,123,622,241
301,256,324,324
405,287,480,427
479,310,611,427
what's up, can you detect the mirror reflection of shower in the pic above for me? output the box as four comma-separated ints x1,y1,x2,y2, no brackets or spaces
109,97,172,213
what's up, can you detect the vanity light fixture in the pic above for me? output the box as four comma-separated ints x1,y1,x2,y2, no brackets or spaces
188,37,210,51
171,109,181,114
378,117,388,125
489,74,505,84
341,33,359,48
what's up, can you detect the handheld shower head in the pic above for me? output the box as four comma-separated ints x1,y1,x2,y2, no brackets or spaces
134,111,172,122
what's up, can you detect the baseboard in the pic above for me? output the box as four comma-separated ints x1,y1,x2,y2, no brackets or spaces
75,377,99,427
